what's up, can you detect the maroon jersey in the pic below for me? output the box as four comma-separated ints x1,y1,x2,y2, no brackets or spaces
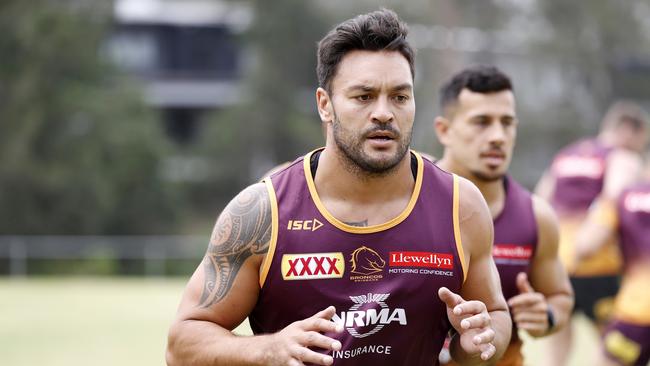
493,176,538,302
617,183,650,266
611,183,650,324
549,138,613,215
251,149,466,366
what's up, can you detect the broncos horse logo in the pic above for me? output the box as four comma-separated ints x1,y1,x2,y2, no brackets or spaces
350,246,386,275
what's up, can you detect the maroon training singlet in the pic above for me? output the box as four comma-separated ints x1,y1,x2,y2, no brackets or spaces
493,175,538,301
250,148,466,366
617,183,650,267
549,138,613,215
492,175,538,347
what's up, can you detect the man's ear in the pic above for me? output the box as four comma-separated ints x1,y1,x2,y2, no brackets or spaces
316,87,333,123
434,116,452,146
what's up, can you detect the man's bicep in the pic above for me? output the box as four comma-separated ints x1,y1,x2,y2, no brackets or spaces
457,179,506,309
175,183,272,329
534,170,554,201
530,196,572,297
603,150,642,199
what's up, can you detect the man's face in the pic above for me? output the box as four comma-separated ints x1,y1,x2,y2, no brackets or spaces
618,123,649,153
438,88,517,182
322,50,415,175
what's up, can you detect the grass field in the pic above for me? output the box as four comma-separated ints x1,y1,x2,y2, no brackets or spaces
0,277,597,366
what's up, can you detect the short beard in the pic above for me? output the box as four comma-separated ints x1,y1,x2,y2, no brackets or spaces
470,170,505,182
331,113,412,178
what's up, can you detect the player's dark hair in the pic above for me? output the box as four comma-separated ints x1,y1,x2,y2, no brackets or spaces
602,100,649,132
439,65,513,115
317,8,415,93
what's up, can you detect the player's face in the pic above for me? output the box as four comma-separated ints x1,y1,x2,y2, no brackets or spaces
326,50,415,174
620,124,649,153
442,89,517,182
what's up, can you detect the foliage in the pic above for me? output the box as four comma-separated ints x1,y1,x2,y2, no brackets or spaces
0,0,184,234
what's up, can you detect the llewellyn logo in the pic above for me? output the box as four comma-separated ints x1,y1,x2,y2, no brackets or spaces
389,251,454,269
287,219,324,231
349,246,385,282
331,293,407,338
493,244,533,260
281,253,344,280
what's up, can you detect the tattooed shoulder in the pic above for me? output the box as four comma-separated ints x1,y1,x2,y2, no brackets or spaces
198,183,272,308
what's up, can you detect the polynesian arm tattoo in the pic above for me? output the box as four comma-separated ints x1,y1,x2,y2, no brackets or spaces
198,184,271,308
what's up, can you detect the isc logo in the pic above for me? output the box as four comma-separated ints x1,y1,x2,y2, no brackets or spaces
281,252,345,280
287,219,324,231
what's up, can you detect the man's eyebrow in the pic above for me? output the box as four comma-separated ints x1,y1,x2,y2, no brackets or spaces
344,85,376,93
392,83,413,92
344,83,413,93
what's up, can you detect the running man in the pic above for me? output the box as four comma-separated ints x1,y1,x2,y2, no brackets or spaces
535,101,648,365
575,158,650,366
434,65,574,366
166,10,511,366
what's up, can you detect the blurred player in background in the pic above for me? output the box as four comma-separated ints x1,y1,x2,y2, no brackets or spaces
434,65,574,366
574,155,650,366
167,9,512,366
535,101,649,365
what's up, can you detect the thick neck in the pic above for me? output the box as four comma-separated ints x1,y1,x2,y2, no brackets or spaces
314,147,415,205
437,154,505,218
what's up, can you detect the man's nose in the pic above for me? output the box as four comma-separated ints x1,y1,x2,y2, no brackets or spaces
370,97,394,124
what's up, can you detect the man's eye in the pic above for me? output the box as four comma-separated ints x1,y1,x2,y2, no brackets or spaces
357,95,371,101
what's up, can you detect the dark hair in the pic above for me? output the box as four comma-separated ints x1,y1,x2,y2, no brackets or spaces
317,9,415,93
601,100,649,132
439,65,513,114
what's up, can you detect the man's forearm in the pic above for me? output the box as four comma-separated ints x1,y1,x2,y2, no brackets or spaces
545,294,574,336
166,319,267,366
450,309,512,366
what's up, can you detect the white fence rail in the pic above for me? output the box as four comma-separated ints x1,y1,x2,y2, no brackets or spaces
0,235,207,276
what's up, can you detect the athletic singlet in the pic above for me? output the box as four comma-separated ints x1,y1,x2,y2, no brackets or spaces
493,176,538,355
550,138,613,215
548,138,620,275
250,148,466,366
493,175,538,301
600,183,650,324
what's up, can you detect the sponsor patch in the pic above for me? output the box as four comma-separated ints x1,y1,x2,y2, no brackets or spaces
552,156,604,179
389,251,454,269
332,292,407,339
624,192,650,213
281,252,344,280
387,251,455,276
286,218,324,231
493,244,533,262
349,246,385,282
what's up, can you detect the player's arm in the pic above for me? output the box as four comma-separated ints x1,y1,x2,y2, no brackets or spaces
574,199,619,262
602,149,642,200
441,177,511,365
508,196,574,337
533,169,554,202
166,183,342,366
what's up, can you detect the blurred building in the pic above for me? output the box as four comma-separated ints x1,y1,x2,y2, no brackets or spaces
107,0,252,144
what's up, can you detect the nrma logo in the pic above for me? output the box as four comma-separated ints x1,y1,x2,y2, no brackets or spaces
332,293,407,338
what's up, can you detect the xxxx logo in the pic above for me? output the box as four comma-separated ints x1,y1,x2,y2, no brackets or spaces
281,252,345,280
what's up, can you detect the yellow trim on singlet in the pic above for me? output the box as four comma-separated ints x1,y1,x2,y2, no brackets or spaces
452,174,468,283
303,148,424,234
259,179,279,288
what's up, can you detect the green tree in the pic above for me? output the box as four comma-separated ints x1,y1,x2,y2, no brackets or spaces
194,0,330,212
0,0,184,234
